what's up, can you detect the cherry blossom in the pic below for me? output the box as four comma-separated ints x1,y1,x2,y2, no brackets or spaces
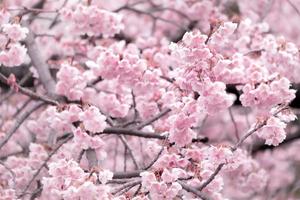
2,23,29,41
0,1,299,200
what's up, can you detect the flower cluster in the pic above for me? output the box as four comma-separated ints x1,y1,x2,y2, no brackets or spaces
0,1,299,200
61,5,124,37
0,11,28,67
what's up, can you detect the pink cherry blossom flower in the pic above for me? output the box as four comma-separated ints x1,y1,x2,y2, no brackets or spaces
98,169,113,184
257,116,287,146
0,43,27,67
80,106,107,133
2,23,29,41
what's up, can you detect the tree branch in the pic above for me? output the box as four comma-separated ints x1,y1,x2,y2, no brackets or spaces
100,127,208,143
0,72,59,106
23,22,57,98
135,108,171,130
0,102,44,151
252,129,300,154
18,134,73,198
178,180,211,200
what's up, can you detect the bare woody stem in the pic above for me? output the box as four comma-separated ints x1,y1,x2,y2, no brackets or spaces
135,108,171,130
18,134,73,198
195,106,288,192
0,72,59,106
178,180,211,200
23,22,57,98
99,127,208,143
0,102,44,151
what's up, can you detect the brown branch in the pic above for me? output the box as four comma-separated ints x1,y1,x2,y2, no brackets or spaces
196,106,288,192
113,145,164,179
113,170,142,179
100,127,208,143
135,108,171,130
119,135,140,169
8,7,58,13
178,180,211,200
229,108,239,141
287,0,300,18
0,102,44,151
86,148,98,170
197,163,225,191
0,70,32,105
252,129,300,154
77,149,85,163
0,72,59,106
23,22,57,98
18,134,73,198
144,146,164,170
13,98,32,118
112,180,141,195
116,6,185,30
101,127,166,139
0,160,16,187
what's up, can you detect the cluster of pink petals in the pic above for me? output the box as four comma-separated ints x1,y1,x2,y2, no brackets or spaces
0,189,18,200
2,23,29,41
96,93,130,118
197,81,235,115
86,49,120,79
168,113,197,147
86,45,148,87
73,127,105,150
41,159,111,200
55,63,87,101
140,171,182,199
209,22,238,53
0,1,299,200
79,106,107,133
257,116,287,146
61,4,123,37
213,53,246,84
0,43,27,67
0,10,28,67
240,77,296,109
225,154,269,197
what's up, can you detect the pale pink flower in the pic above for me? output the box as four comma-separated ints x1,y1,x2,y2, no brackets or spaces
80,106,107,133
55,63,87,100
2,24,29,41
0,43,27,67
98,169,113,184
169,113,197,147
209,146,233,165
198,81,235,115
0,10,10,25
257,116,287,146
96,93,130,118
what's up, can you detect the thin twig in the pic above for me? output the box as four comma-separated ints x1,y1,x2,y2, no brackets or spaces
0,73,59,106
0,160,16,187
0,70,32,105
144,145,164,170
178,180,211,200
112,180,141,195
18,134,73,198
77,149,85,163
86,148,98,170
228,108,239,141
0,102,44,151
196,106,288,192
23,22,58,98
119,135,140,169
136,108,171,130
287,0,300,18
100,127,208,143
